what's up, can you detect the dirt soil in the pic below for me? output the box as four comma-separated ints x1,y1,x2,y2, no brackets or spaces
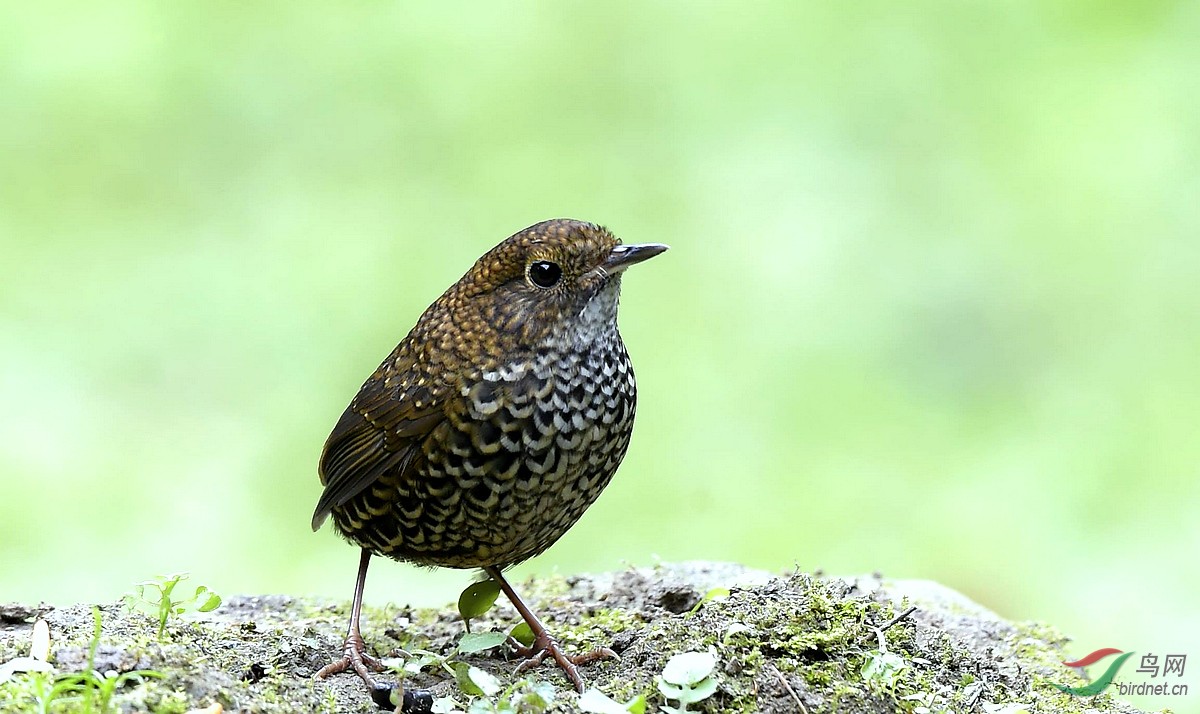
0,562,1155,713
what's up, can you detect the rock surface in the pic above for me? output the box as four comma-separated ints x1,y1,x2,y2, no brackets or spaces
0,562,1154,713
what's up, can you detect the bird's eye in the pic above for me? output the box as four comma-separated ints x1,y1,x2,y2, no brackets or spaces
527,260,563,289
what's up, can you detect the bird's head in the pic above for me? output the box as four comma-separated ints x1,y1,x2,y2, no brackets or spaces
455,219,668,348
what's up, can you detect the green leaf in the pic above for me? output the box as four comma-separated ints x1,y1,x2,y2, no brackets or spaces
160,574,184,598
661,651,717,686
862,651,906,686
453,662,501,697
454,662,484,696
522,681,557,709
676,676,717,704
656,679,684,700
197,592,222,612
721,623,753,643
625,694,648,714
510,622,535,648
403,650,444,674
578,689,629,714
468,666,501,697
458,630,508,654
457,578,501,630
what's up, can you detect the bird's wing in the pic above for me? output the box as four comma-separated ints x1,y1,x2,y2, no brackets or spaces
310,363,448,531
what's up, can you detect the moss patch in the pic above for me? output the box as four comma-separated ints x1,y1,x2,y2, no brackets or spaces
0,564,1158,713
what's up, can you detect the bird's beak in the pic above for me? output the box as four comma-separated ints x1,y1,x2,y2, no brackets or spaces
604,243,669,274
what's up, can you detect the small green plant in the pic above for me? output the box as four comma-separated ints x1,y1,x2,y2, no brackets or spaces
457,578,501,633
454,663,502,698
401,629,560,714
53,667,163,714
389,628,515,711
1,607,162,714
686,587,730,618
7,670,83,714
431,675,558,714
457,631,509,655
397,628,508,680
861,650,907,693
455,578,537,651
656,650,718,713
125,573,221,641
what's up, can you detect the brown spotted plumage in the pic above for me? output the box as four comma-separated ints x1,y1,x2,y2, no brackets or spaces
312,219,667,696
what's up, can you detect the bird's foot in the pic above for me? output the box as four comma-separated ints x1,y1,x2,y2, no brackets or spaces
508,633,617,693
315,632,387,686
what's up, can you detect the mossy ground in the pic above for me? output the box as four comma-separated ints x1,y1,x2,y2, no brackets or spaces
0,563,1159,713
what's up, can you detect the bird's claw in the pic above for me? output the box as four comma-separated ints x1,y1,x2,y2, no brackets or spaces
315,632,387,686
509,634,618,693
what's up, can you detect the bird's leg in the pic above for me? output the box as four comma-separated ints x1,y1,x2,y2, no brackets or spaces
316,549,387,686
484,566,617,693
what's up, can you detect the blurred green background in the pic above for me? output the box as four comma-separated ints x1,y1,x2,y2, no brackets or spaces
2,0,1197,699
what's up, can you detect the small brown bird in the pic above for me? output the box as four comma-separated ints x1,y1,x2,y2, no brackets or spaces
312,219,667,694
